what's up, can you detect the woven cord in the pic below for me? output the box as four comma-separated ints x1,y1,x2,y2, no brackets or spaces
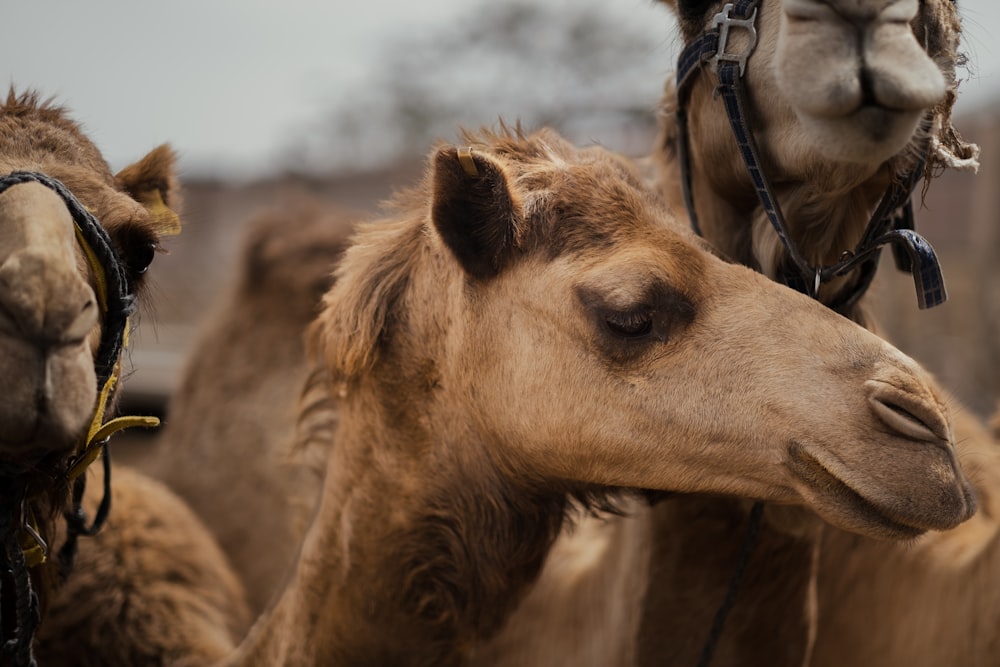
0,509,39,667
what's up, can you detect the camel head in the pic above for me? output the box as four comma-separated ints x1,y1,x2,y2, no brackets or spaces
655,0,978,309
313,127,974,542
663,0,965,170
0,90,181,492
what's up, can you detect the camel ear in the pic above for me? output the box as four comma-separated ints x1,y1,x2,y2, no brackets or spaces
431,146,522,280
114,144,182,237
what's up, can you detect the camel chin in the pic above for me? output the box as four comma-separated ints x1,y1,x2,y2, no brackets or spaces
788,441,975,540
794,106,926,166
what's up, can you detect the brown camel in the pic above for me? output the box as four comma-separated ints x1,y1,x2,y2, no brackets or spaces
221,127,974,667
141,199,354,614
0,89,249,666
473,2,1000,665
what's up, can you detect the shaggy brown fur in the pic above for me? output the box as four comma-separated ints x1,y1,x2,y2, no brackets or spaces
35,467,249,667
224,128,972,666
141,198,354,614
0,89,248,664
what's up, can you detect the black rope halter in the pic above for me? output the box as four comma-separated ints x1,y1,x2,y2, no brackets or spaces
0,171,136,667
675,0,947,313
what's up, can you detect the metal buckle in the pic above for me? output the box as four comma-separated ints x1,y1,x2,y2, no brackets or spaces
710,3,758,76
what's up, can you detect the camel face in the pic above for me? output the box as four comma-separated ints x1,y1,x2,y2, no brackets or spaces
0,91,181,471
316,128,974,543
0,182,100,456
670,0,959,170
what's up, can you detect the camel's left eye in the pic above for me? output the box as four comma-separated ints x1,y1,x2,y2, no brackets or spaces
125,240,157,276
115,228,159,278
604,310,654,339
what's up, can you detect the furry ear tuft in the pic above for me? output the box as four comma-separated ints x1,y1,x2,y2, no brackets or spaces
307,220,417,383
115,144,182,237
431,146,522,280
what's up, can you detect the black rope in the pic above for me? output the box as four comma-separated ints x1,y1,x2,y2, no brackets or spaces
57,444,113,579
696,501,765,667
0,509,39,667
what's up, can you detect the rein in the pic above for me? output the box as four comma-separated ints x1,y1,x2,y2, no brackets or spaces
675,0,947,312
673,1,950,664
0,171,159,666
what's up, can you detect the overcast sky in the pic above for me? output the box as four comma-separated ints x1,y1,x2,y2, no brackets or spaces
3,0,998,179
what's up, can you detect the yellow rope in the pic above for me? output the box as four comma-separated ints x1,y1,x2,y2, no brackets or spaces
66,342,161,482
73,224,108,313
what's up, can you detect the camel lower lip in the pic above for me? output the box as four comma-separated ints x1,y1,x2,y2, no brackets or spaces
847,106,917,144
788,445,926,539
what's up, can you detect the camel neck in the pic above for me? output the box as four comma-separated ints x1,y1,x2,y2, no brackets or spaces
226,396,570,667
636,497,814,666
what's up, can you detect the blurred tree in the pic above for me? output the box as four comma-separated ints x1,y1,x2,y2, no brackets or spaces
282,0,673,174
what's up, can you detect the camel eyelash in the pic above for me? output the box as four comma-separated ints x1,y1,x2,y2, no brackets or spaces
603,309,655,339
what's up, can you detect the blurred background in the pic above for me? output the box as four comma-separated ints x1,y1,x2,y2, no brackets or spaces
3,0,999,424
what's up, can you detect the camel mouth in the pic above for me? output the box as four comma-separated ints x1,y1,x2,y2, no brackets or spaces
786,443,942,540
799,105,922,162
850,105,919,141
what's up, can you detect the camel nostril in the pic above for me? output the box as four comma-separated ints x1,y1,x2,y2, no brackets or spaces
870,396,947,444
62,296,99,344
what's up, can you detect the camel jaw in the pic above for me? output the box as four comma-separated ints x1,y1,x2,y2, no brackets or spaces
786,441,977,540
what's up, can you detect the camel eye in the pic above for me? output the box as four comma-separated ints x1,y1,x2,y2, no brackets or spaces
114,227,159,279
125,240,157,276
604,310,654,339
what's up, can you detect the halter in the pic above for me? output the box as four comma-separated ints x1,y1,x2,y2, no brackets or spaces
0,171,160,667
674,0,947,312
